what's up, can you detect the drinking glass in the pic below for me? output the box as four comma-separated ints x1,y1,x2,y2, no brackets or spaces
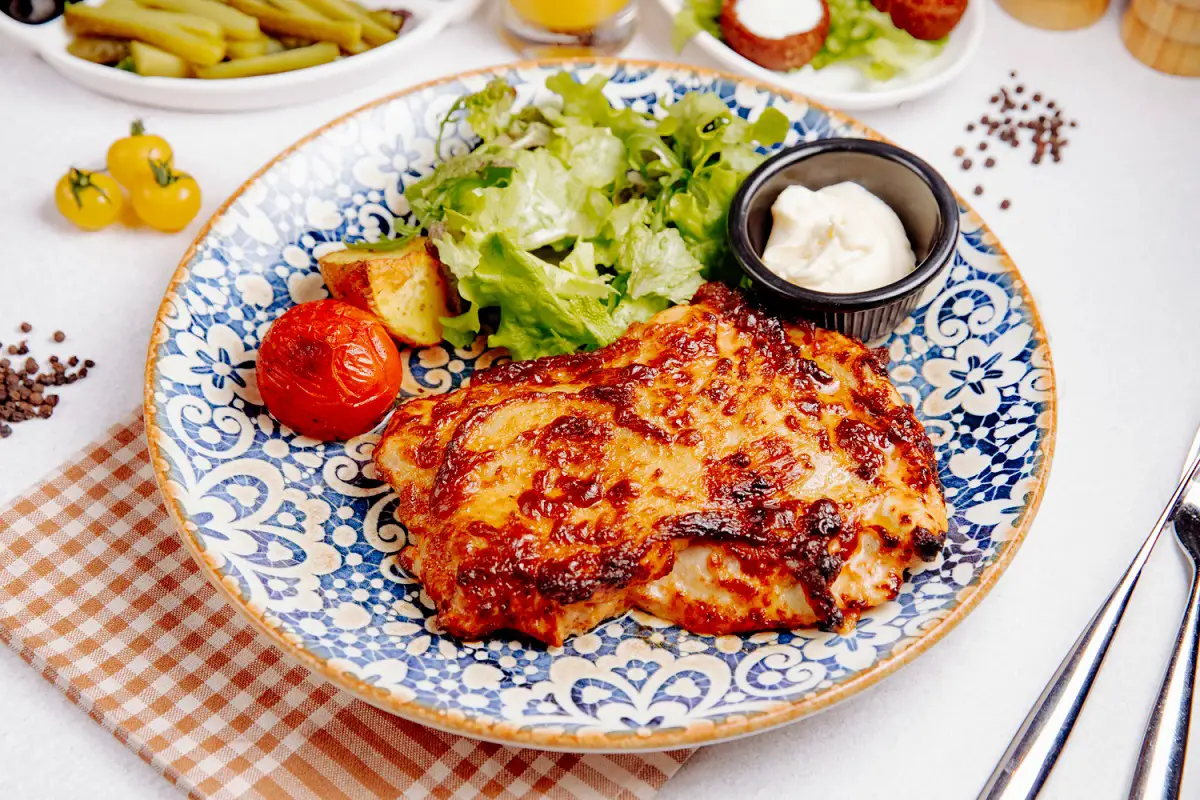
500,0,637,57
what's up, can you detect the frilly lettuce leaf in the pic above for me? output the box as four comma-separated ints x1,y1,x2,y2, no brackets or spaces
671,0,722,52
657,93,788,271
548,121,626,189
472,149,613,251
436,232,619,358
672,0,945,81
618,224,705,304
809,0,946,80
611,295,672,331
437,77,516,150
406,148,516,226
410,72,787,362
859,33,946,81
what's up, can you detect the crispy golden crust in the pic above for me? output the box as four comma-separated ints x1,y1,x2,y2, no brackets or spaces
374,284,947,645
719,0,831,71
872,0,968,41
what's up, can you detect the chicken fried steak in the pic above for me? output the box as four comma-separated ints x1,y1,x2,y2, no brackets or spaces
374,283,947,646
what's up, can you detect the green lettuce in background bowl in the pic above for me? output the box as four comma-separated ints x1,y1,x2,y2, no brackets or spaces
673,0,946,82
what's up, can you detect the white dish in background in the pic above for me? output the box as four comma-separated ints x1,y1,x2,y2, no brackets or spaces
654,0,985,111
0,0,484,112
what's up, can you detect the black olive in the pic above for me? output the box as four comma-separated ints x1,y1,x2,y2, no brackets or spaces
3,0,64,24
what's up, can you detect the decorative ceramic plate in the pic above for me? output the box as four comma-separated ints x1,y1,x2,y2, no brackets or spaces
654,0,986,111
145,59,1055,751
0,0,482,112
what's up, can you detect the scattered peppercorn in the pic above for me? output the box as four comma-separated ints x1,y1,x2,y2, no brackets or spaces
1000,199,1011,210
0,328,93,438
951,73,1076,209
19,322,31,333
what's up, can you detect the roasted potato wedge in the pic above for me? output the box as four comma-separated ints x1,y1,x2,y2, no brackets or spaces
319,237,452,347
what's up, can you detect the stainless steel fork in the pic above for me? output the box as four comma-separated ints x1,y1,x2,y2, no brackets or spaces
979,426,1200,799
1130,441,1200,799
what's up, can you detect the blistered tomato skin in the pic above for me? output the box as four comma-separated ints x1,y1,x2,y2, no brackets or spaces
257,300,403,441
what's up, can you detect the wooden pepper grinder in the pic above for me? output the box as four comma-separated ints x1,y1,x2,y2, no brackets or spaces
996,0,1110,30
1122,0,1200,76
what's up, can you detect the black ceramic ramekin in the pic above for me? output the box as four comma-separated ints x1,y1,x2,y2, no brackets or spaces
728,138,960,342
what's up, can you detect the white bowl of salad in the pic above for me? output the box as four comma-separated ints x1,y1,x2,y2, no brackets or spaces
660,0,985,111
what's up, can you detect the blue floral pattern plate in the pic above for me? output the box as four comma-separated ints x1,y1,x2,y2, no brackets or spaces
145,59,1056,751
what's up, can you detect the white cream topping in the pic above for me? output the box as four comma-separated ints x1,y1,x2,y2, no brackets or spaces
760,181,916,294
733,0,825,38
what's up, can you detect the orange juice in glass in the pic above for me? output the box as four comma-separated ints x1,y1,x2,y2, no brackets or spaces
501,0,637,56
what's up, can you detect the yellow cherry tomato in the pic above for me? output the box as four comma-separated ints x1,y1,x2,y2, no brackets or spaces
106,119,173,189
130,159,201,233
54,167,124,231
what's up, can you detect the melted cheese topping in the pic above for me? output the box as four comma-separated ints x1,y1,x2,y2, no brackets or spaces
375,283,947,645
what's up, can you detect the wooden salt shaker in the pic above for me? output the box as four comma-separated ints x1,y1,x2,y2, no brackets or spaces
1123,0,1200,75
996,0,1109,30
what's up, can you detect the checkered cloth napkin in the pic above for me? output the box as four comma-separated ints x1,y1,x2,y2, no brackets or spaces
0,413,691,799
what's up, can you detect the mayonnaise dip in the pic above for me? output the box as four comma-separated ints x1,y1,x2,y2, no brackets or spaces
760,182,916,294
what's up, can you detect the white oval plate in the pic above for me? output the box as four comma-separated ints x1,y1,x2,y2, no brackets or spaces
0,0,483,112
654,0,985,111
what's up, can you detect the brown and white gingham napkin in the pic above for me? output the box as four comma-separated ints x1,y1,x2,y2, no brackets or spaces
0,413,691,799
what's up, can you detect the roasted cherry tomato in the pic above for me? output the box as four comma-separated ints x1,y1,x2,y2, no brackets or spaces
54,167,124,231
106,119,173,189
257,300,403,441
130,159,201,233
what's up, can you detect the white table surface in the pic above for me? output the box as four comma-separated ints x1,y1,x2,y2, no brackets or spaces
2,2,1199,798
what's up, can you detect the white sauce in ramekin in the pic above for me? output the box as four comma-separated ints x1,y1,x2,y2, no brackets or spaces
760,182,916,294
